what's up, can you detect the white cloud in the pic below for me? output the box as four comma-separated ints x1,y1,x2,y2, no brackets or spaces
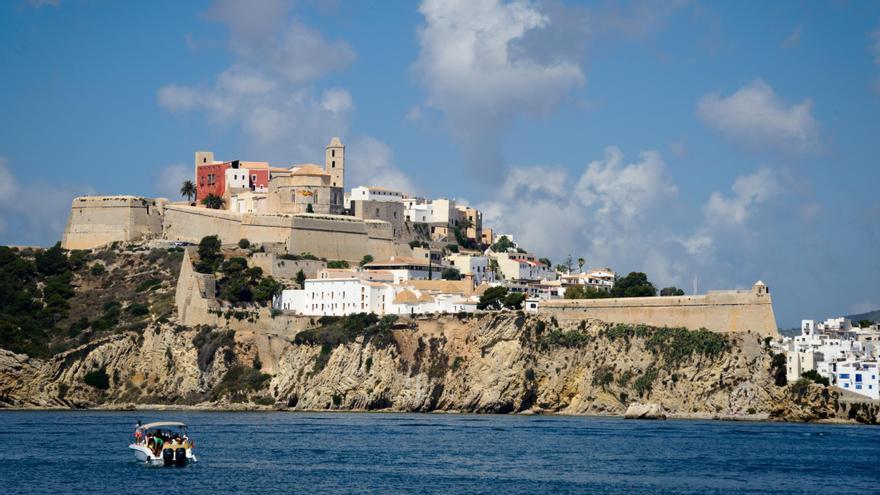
782,25,802,49
413,0,586,181
0,158,93,246
153,164,190,200
704,167,779,227
345,137,417,195
697,79,818,152
575,147,677,224
158,1,357,163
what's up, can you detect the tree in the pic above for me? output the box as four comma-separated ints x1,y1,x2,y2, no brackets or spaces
196,235,222,273
360,254,374,267
478,286,508,310
441,267,461,280
564,285,610,299
35,243,70,276
446,244,460,254
504,292,526,310
577,257,585,273
660,287,685,296
180,180,196,202
201,194,225,210
306,203,314,213
295,269,306,288
491,236,515,253
610,272,656,298
857,319,874,328
488,258,499,279
238,238,250,249
801,369,829,387
327,260,350,269
538,257,552,267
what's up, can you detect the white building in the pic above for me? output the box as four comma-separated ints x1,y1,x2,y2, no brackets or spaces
833,361,879,400
447,254,494,285
781,317,880,400
560,268,615,291
349,186,404,203
274,271,478,317
491,252,554,282
229,191,268,214
363,256,442,283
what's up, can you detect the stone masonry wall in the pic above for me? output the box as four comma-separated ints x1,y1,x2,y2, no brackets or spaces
539,290,778,337
61,196,166,250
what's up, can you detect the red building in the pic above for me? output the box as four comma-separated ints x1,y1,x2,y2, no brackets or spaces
196,160,271,202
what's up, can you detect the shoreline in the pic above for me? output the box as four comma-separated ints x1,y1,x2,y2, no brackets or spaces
0,404,868,426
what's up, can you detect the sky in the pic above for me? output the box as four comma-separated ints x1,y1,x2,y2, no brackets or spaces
1,0,878,327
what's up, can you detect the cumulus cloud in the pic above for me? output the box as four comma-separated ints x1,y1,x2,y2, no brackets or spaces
0,158,93,246
697,79,819,152
345,137,418,195
413,0,586,181
159,0,412,188
159,1,355,163
704,167,779,227
477,147,681,281
153,164,191,200
575,147,677,224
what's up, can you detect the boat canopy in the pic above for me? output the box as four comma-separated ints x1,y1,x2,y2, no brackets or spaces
140,421,187,430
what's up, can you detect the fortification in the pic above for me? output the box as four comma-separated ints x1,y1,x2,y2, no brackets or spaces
539,282,778,337
61,196,166,250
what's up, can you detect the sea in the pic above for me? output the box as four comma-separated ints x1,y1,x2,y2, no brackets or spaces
0,411,877,494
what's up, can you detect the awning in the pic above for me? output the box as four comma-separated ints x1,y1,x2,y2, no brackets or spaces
140,421,187,430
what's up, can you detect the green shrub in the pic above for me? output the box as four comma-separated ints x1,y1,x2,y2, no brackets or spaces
253,395,274,406
127,303,150,317
524,368,536,382
84,368,110,390
633,367,658,396
452,356,463,371
327,260,350,269
801,369,829,386
592,367,614,387
211,365,271,399
90,263,106,276
238,238,250,249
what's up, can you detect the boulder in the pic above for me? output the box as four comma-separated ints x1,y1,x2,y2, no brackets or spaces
624,402,666,420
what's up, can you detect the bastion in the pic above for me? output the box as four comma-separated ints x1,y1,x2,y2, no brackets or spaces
62,196,406,263
61,196,166,250
539,282,778,337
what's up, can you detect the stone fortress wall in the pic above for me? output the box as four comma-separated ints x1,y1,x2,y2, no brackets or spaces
539,284,778,337
61,196,403,263
61,196,166,250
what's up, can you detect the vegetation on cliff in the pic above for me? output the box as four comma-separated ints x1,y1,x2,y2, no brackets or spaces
0,244,181,358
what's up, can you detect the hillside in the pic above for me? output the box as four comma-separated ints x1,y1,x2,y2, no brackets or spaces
0,242,877,424
847,310,880,324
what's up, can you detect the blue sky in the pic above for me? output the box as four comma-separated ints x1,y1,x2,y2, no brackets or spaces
1,0,878,327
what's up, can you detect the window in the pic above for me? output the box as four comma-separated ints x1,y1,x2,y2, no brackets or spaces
856,374,863,383
844,383,849,388
856,384,862,390
332,160,335,168
332,149,335,157
839,373,850,379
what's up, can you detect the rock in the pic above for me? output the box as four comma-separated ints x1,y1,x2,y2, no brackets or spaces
624,403,667,420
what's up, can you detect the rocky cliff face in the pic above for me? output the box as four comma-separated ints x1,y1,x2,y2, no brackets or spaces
2,312,875,424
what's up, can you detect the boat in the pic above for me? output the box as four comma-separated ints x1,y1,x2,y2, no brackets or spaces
128,421,198,466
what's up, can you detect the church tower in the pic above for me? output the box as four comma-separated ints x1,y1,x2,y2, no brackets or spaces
325,137,344,189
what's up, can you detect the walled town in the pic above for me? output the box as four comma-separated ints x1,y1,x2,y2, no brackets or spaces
61,137,778,337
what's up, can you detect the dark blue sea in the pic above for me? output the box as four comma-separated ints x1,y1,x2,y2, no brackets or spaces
0,411,876,494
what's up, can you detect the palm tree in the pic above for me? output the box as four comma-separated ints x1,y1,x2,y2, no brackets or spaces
201,194,225,210
488,258,500,280
577,257,585,273
180,180,196,202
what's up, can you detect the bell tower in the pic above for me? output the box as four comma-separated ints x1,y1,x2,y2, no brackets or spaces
325,137,344,189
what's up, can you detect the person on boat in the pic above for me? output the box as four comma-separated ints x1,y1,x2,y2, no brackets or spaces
152,434,164,456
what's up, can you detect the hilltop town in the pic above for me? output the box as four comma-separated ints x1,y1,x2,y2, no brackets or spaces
61,137,778,335
1,136,878,423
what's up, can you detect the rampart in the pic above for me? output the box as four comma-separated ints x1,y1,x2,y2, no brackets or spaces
62,196,401,263
61,196,166,250
249,253,326,279
539,288,778,337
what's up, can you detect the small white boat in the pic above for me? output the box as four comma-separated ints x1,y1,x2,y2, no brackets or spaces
129,421,198,466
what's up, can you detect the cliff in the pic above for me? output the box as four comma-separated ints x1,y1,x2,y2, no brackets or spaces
1,312,876,424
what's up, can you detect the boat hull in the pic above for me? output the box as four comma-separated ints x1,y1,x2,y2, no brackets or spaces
129,444,196,465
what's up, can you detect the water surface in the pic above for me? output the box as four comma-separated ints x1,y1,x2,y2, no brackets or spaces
0,411,876,494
